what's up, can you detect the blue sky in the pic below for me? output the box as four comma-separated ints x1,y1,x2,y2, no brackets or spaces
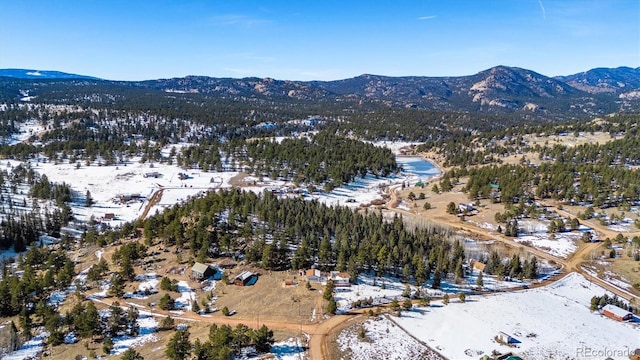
1,0,638,81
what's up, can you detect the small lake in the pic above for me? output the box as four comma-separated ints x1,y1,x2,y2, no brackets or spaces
396,156,440,180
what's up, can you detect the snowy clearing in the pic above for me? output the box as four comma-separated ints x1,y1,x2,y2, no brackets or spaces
29,156,237,226
111,313,159,355
394,273,639,360
240,337,308,360
174,280,196,309
334,271,538,313
517,220,581,258
337,316,442,360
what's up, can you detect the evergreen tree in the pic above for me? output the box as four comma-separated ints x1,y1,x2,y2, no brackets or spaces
160,315,175,331
327,298,337,315
159,294,175,310
431,270,442,289
323,279,335,300
80,301,101,338
446,202,457,215
121,348,144,360
476,271,484,288
165,328,191,360
103,336,114,355
525,257,538,279
85,190,94,207
253,325,275,353
109,273,125,298
390,298,400,312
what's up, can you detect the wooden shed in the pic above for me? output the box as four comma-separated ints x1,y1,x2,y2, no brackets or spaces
234,271,255,286
469,260,486,273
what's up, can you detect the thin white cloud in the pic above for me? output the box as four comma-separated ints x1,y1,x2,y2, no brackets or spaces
210,14,271,27
537,0,546,20
417,15,436,20
223,67,258,76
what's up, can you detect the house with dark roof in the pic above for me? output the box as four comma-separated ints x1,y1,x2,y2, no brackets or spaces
191,262,216,280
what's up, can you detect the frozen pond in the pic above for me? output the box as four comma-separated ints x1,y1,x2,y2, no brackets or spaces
396,156,440,180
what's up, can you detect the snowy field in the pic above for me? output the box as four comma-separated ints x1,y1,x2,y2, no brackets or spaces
517,220,582,258
607,217,634,232
240,337,308,360
313,175,398,209
337,316,443,360
394,273,639,360
334,271,540,313
29,157,237,225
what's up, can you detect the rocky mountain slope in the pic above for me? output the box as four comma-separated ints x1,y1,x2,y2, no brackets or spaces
2,65,639,120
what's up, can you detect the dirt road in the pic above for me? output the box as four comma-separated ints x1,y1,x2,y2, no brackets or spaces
139,188,164,220
388,183,640,306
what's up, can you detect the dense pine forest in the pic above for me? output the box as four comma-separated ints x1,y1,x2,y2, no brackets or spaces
88,189,539,289
178,132,398,188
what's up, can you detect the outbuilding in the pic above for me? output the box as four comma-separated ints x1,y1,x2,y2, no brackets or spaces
469,260,486,273
497,331,519,344
234,271,256,286
601,304,633,321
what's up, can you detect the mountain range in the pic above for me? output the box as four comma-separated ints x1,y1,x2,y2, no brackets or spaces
2,65,640,119
0,68,100,80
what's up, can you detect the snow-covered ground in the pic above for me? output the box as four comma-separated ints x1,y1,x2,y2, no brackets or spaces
2,330,47,360
110,312,159,355
337,316,442,360
241,337,309,360
607,218,634,232
334,274,415,313
581,266,637,298
311,175,394,209
334,271,537,313
2,119,45,145
517,220,581,258
394,273,639,360
28,156,237,226
19,145,440,227
239,155,439,210
174,280,196,310
312,156,439,209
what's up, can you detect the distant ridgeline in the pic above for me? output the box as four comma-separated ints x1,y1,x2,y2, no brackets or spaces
3,65,640,148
